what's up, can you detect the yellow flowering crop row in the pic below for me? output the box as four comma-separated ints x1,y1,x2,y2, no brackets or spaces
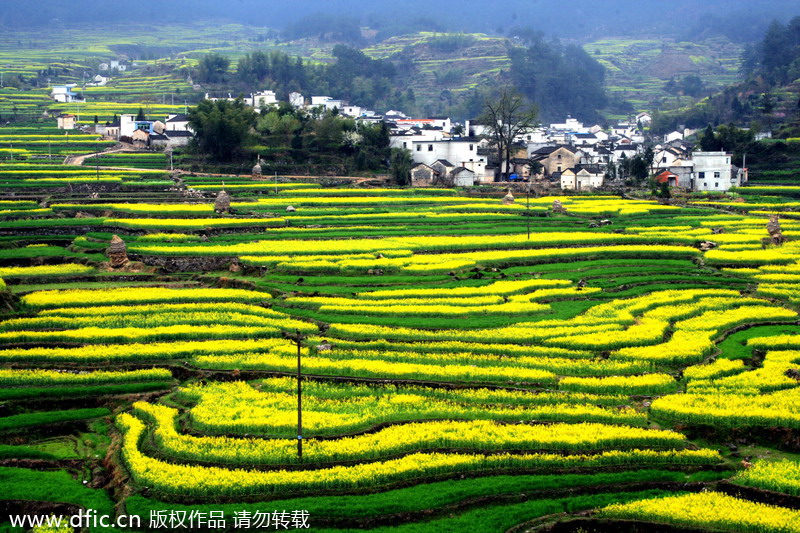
21,287,271,308
181,380,638,436
194,348,558,385
585,289,741,321
318,301,551,317
326,321,627,345
132,233,696,257
683,358,746,381
600,491,800,533
358,279,571,299
650,387,800,428
318,347,652,377
543,319,668,351
686,351,800,393
0,368,171,386
118,412,721,497
611,330,715,365
315,337,592,360
0,264,95,278
0,338,286,362
137,402,682,466
559,374,677,395
674,306,797,334
0,324,292,344
106,217,285,229
289,295,505,308
734,459,800,497
37,302,287,319
0,311,315,333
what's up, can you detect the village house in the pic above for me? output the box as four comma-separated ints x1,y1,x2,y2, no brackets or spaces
56,114,76,130
430,159,456,178
529,145,583,178
97,117,120,138
560,165,605,191
86,75,110,87
692,151,748,192
655,170,680,188
51,84,82,103
410,163,438,187
165,114,192,133
450,167,476,187
409,138,489,182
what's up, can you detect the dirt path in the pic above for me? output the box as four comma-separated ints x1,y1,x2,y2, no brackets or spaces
63,143,135,166
64,145,390,185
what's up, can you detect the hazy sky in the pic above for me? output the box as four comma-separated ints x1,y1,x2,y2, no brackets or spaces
0,0,796,42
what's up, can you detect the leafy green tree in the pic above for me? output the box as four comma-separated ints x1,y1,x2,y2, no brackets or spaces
135,107,145,121
188,99,257,162
389,148,413,186
196,53,230,84
700,125,721,151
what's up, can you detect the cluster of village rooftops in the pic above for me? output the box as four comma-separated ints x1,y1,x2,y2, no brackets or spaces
53,83,746,191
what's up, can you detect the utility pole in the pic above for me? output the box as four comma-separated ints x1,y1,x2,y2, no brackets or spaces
281,329,306,461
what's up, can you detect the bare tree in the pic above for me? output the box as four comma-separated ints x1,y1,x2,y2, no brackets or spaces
478,87,539,181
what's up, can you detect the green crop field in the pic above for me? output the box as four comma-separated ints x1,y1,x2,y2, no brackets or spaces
1,122,800,532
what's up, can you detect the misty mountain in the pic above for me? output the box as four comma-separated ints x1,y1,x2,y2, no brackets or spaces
0,0,797,43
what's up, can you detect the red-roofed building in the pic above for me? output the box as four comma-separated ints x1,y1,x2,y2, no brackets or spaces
655,170,679,187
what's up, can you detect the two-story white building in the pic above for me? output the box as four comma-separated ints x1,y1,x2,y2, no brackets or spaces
692,152,747,192
410,138,490,183
51,84,82,103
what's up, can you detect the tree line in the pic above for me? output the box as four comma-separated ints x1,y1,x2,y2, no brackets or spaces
195,46,398,111
186,98,403,178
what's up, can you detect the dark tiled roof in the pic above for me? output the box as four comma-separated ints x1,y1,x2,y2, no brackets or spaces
166,114,189,123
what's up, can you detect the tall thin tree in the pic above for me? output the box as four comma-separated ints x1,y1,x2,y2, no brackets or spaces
478,87,538,181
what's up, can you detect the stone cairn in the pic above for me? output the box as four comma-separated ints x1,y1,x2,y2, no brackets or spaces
214,188,231,214
106,235,129,268
768,215,785,246
502,190,515,205
252,159,263,176
552,199,567,215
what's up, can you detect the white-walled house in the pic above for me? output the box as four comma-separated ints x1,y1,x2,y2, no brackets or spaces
409,139,488,183
51,84,82,103
249,90,278,110
692,152,747,192
57,114,76,130
550,117,584,132
165,114,193,133
665,131,684,143
560,166,605,190
390,130,445,151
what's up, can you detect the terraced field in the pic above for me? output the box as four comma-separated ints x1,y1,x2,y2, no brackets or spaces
1,137,800,532
585,37,743,112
